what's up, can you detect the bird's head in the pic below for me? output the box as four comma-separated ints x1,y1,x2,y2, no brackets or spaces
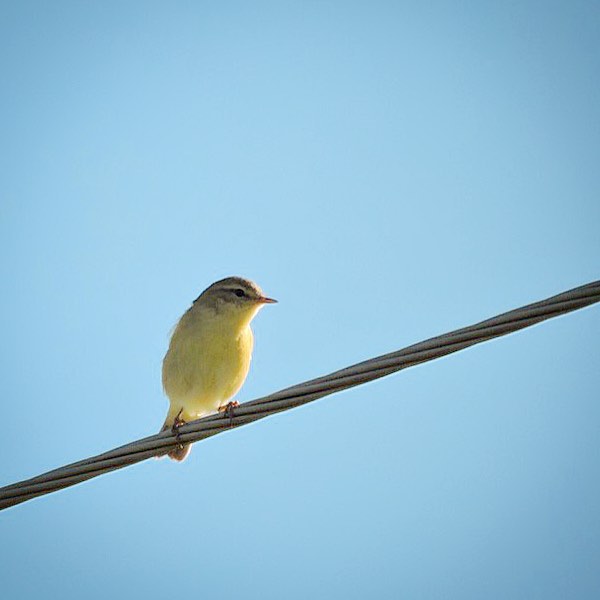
193,276,277,325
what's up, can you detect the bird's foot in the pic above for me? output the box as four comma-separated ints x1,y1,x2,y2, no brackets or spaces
171,408,187,448
218,401,240,427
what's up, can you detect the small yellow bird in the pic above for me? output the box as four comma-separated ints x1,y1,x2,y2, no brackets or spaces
160,276,276,461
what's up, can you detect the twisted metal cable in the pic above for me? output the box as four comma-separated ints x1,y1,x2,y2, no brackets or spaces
1,280,598,510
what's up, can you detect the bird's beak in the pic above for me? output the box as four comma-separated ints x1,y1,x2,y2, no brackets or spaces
258,296,278,304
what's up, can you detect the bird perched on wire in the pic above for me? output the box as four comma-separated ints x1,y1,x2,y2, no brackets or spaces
160,276,277,461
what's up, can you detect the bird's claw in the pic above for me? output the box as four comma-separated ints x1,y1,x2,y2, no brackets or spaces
219,401,240,427
171,408,186,448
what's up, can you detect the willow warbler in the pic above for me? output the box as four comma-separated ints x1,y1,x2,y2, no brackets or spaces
160,276,276,461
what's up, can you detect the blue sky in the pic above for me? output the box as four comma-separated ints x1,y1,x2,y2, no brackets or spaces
1,1,599,598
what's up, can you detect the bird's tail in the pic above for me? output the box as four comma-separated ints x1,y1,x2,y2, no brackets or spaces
160,409,191,462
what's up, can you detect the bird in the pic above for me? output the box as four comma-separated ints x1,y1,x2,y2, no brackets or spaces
160,276,277,461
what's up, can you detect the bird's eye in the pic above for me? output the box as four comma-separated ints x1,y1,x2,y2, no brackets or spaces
234,289,246,298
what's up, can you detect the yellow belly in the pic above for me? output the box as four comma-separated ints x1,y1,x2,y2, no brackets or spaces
162,312,254,422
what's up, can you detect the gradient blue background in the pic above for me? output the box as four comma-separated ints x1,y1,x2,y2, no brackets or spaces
1,2,599,598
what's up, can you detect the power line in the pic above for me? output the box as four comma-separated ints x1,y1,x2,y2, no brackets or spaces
1,280,598,510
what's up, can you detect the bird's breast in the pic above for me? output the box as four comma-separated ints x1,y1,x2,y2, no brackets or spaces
200,325,253,397
162,316,254,418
